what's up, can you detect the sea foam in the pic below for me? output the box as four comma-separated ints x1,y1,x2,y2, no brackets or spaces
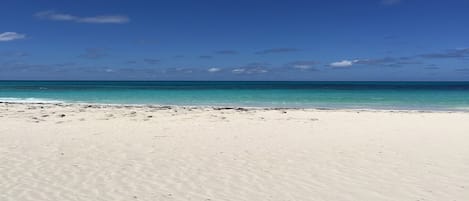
0,97,64,104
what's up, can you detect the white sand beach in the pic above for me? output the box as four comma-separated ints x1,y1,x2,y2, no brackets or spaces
1,103,468,201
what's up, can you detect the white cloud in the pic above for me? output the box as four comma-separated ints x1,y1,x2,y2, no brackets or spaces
35,11,129,24
232,67,268,74
104,68,114,73
257,69,268,73
207,67,221,73
35,11,77,21
78,16,130,24
329,60,356,67
232,68,246,74
175,68,193,73
292,64,312,70
285,61,317,71
0,32,26,42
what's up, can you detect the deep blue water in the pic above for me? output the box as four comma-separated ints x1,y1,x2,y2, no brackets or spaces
1,81,469,110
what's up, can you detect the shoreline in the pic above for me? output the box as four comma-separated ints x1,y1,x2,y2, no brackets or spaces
1,101,468,113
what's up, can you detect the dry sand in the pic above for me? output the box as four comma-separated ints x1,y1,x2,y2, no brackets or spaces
1,103,468,201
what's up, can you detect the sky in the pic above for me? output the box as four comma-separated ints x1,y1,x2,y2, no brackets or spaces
1,0,469,81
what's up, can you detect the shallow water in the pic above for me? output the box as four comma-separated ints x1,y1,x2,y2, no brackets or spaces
1,81,469,110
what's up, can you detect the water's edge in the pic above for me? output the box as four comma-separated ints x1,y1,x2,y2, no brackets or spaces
2,101,468,113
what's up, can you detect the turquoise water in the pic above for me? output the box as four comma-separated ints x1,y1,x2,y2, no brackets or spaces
1,81,469,110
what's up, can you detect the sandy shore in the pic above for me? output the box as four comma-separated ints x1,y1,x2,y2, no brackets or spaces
1,103,468,201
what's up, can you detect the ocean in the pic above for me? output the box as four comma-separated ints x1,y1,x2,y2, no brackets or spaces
1,81,469,110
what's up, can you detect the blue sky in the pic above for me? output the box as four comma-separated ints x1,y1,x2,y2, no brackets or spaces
1,0,469,80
